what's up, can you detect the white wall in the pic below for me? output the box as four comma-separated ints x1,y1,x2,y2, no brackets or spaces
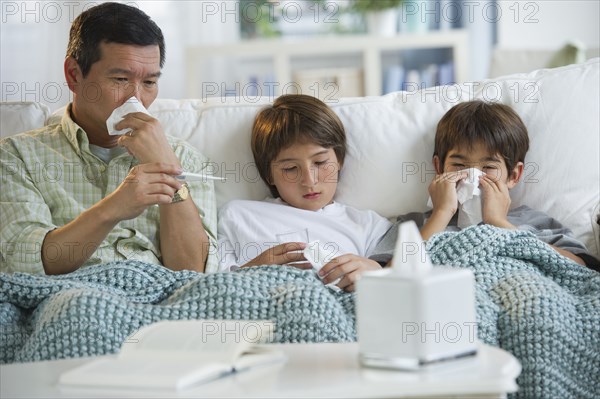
497,0,600,49
0,1,240,111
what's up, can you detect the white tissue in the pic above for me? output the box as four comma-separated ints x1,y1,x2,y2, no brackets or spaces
304,240,342,291
106,96,150,136
456,168,484,229
426,168,485,229
392,220,432,275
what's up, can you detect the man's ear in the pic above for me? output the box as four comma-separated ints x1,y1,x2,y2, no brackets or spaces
64,57,82,93
433,155,443,175
506,161,524,189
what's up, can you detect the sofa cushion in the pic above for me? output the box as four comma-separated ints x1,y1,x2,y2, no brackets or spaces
0,102,49,139
4,60,599,257
148,60,599,257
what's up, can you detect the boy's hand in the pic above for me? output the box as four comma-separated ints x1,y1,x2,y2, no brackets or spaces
318,254,381,292
479,174,515,229
421,171,469,240
242,242,312,269
428,171,468,218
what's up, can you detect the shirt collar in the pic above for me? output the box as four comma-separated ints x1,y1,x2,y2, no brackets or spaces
60,104,135,168
60,103,90,156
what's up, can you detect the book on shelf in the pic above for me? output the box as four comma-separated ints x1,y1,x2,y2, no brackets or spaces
383,61,455,93
59,319,285,391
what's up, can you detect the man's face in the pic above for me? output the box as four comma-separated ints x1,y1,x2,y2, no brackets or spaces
69,41,161,139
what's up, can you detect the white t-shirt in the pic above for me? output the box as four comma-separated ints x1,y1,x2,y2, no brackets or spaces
216,198,392,272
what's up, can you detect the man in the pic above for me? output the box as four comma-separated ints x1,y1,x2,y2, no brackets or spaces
0,2,217,274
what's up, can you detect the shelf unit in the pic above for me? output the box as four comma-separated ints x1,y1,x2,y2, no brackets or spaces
186,29,470,98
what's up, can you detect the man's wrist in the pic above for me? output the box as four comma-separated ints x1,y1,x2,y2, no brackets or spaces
170,182,189,203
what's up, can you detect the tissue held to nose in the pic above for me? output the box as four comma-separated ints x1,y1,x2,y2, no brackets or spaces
106,96,150,136
456,168,484,228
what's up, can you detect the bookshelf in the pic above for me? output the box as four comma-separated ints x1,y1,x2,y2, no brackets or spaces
185,29,469,99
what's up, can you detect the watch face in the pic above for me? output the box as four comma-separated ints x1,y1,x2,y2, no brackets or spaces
180,184,189,200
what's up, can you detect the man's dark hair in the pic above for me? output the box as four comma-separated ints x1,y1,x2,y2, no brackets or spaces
66,2,165,76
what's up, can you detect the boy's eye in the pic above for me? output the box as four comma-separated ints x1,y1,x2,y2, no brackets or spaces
450,163,465,168
282,166,297,172
483,165,498,170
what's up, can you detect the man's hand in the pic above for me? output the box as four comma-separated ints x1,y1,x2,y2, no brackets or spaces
243,242,312,269
479,174,515,229
102,163,183,222
318,254,381,292
116,112,181,166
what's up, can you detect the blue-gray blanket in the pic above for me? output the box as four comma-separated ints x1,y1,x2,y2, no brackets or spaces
1,225,599,398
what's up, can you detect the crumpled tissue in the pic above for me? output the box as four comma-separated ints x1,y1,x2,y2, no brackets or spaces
427,168,485,229
456,168,485,229
106,96,150,136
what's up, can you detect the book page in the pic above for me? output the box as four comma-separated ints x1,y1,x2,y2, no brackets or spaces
59,321,283,390
119,320,275,364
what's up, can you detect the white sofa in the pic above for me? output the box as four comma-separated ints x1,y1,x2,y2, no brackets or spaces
1,59,599,258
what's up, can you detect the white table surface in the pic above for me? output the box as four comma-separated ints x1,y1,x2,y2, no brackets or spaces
1,342,520,398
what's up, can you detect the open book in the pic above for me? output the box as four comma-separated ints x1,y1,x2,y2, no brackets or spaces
59,319,285,390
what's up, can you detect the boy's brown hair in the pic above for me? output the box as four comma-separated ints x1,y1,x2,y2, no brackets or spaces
434,100,530,172
251,94,346,198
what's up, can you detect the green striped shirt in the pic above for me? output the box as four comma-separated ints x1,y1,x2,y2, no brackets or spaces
0,107,218,274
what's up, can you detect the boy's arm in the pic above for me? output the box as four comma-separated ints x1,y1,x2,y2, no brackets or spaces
420,209,455,240
421,171,467,240
479,174,516,230
319,254,382,292
551,246,585,265
242,243,311,269
508,206,596,268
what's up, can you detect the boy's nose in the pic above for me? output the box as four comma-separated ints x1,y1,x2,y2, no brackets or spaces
301,166,317,186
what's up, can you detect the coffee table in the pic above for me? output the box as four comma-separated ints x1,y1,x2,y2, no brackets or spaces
1,342,520,398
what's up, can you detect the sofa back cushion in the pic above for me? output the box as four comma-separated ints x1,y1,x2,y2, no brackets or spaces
6,60,599,257
148,60,599,257
0,102,49,139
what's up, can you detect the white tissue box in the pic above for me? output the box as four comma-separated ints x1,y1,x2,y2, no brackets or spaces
356,267,478,370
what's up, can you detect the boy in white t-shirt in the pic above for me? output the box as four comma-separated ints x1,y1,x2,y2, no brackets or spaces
217,94,392,291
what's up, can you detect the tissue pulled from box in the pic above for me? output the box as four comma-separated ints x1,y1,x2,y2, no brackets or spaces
456,168,484,229
106,96,150,136
392,220,432,274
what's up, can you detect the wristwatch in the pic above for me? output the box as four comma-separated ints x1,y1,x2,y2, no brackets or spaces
171,182,189,203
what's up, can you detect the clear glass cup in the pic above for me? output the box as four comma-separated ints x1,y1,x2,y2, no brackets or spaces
275,228,309,267
275,228,309,245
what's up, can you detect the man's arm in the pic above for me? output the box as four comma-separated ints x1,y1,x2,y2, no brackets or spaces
117,113,214,272
41,163,183,274
158,191,209,272
1,143,54,274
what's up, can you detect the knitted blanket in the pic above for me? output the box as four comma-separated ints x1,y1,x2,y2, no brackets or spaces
1,225,598,398
0,265,355,362
426,225,600,399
